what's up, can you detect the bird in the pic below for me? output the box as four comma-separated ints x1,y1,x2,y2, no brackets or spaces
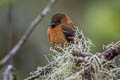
48,13,78,51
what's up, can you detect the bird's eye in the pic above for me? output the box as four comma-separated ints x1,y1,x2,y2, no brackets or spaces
57,19,61,23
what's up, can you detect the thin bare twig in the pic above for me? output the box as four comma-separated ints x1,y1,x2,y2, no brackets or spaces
7,0,13,65
3,2,17,80
0,0,57,68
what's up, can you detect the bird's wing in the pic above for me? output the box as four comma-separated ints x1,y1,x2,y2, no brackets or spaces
48,28,51,43
61,24,76,43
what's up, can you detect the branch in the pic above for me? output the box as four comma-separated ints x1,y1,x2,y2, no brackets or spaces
100,40,120,60
65,40,120,80
7,0,13,65
0,0,57,69
24,51,89,80
24,40,120,80
3,2,16,80
24,62,58,80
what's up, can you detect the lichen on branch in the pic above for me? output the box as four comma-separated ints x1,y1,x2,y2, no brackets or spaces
25,28,120,80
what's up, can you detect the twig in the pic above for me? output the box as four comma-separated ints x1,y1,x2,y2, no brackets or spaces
65,40,120,80
112,72,118,80
24,62,58,80
3,1,16,80
7,0,13,65
3,64,16,80
100,40,120,60
0,0,57,69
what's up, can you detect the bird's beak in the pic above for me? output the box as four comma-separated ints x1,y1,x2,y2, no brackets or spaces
50,23,55,27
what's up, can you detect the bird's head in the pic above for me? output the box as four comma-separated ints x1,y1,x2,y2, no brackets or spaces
50,13,72,28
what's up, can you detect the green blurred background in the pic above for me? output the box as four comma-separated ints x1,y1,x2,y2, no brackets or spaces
0,0,120,79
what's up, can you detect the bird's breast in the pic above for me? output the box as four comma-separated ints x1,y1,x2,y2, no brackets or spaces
48,25,67,48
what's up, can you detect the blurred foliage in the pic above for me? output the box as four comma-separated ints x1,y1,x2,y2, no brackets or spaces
83,0,120,52
0,0,120,80
0,0,15,6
